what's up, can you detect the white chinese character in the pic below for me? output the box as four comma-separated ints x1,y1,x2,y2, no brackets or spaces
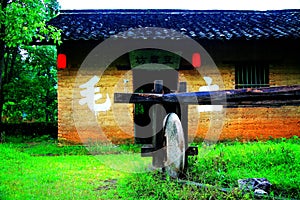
79,76,111,113
197,76,223,112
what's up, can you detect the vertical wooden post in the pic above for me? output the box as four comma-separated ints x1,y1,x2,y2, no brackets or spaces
178,82,188,172
152,80,165,168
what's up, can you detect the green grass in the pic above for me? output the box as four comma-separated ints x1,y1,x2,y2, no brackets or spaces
118,137,300,199
187,138,300,198
0,144,123,199
1,136,140,156
0,137,299,199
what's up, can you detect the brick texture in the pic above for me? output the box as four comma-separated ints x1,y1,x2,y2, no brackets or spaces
58,63,300,144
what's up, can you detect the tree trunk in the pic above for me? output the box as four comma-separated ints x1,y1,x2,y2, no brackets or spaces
0,0,8,124
0,88,4,124
0,42,5,124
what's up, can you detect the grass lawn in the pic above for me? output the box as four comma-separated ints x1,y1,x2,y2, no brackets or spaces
0,137,299,199
0,144,126,199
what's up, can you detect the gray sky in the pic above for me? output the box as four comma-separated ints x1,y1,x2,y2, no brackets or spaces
58,0,300,10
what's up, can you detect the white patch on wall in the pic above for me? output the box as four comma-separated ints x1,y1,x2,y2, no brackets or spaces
79,76,111,113
197,76,223,112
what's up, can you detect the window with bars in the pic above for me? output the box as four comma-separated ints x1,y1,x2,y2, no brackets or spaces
235,63,269,89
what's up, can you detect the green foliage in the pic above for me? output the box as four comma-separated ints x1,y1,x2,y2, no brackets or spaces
0,0,61,47
2,45,58,122
2,141,89,156
1,136,141,156
134,89,145,115
117,171,250,200
118,138,300,199
118,172,180,200
0,0,61,124
0,138,299,199
186,138,300,199
134,103,145,115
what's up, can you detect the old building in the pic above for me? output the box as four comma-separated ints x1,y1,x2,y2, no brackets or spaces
49,9,300,144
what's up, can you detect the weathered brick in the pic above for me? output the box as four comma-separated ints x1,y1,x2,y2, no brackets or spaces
58,63,300,144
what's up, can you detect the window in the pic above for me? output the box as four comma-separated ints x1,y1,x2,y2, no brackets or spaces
235,63,269,89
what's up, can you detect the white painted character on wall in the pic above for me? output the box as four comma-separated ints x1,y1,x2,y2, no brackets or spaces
197,76,223,112
79,75,111,113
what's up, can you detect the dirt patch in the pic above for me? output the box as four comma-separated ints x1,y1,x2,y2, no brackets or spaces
95,179,117,191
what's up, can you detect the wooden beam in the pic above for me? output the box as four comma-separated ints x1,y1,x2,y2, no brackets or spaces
114,85,300,107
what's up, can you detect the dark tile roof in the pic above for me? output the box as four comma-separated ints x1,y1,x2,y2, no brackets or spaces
49,9,300,41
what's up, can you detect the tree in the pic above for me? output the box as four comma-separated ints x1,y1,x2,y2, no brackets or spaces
0,0,61,123
3,45,58,123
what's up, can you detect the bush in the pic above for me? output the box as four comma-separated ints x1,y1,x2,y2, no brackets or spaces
0,122,57,140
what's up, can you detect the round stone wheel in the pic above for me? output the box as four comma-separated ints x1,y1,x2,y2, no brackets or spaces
163,113,186,178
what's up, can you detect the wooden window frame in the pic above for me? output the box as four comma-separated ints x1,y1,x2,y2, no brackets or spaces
235,63,269,89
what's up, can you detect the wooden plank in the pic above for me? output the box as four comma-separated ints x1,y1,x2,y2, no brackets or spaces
178,82,188,171
152,80,165,168
114,85,300,107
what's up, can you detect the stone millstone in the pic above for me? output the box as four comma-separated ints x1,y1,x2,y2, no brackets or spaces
163,113,185,178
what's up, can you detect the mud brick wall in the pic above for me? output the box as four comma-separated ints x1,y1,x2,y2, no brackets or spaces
58,65,134,144
270,64,300,86
57,68,79,143
192,64,300,141
58,63,300,144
